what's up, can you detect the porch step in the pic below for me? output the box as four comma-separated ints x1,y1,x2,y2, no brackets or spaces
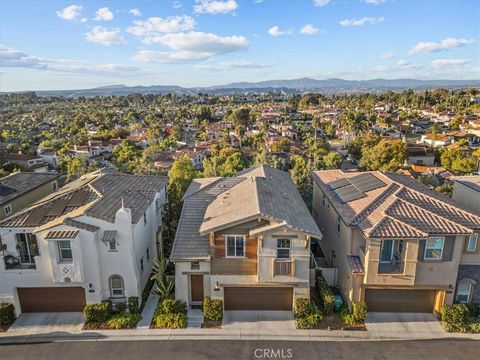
187,309,204,328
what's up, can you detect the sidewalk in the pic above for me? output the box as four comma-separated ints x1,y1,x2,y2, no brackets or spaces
137,293,159,330
1,326,479,344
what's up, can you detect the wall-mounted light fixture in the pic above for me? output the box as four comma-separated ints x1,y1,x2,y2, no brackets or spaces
214,282,220,291
88,283,95,293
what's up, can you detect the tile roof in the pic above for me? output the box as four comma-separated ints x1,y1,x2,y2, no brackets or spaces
312,170,480,239
171,165,322,260
0,171,168,228
45,230,79,240
63,217,100,232
0,172,59,205
347,255,365,274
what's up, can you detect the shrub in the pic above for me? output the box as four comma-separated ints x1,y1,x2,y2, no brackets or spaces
323,294,335,315
155,299,187,316
469,320,480,334
128,297,139,314
154,313,188,329
84,302,111,323
101,300,113,315
107,313,141,329
203,297,223,321
352,301,367,323
316,276,335,315
113,302,127,314
0,303,15,325
441,304,469,332
467,303,480,317
295,312,323,329
341,307,355,326
294,298,311,319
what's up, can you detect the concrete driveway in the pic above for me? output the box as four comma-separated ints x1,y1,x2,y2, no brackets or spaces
365,312,444,338
8,312,84,335
222,311,295,331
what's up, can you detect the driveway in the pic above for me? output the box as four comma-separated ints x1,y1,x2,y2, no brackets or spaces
8,312,84,335
222,311,295,331
365,312,444,338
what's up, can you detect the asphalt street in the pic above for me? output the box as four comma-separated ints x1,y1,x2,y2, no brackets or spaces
1,339,479,360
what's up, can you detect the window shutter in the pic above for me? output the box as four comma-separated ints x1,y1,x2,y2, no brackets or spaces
214,236,224,258
246,236,257,259
418,240,426,261
442,236,455,261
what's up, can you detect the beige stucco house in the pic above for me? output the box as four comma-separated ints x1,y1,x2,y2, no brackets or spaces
311,170,480,314
171,165,322,311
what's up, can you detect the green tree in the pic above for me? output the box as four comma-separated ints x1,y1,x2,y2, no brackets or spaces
271,138,291,153
361,139,406,171
323,152,343,169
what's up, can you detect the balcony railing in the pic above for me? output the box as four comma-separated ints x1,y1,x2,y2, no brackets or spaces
378,259,404,274
3,255,36,270
274,259,294,276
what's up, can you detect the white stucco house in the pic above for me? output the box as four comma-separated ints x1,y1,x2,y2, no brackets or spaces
0,170,168,314
170,165,322,311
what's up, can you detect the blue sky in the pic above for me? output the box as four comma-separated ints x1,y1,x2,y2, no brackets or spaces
0,0,479,91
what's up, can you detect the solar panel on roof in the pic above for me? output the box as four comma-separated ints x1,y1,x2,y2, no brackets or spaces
349,173,385,193
327,178,351,190
23,207,49,227
46,199,69,216
68,190,89,207
333,184,366,203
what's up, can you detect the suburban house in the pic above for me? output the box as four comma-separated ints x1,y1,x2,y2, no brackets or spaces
0,172,60,221
452,176,480,214
37,148,60,169
5,153,49,173
311,170,480,314
171,165,322,311
0,170,168,314
405,146,435,167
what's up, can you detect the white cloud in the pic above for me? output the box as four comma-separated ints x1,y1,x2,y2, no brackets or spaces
173,1,183,8
127,16,195,38
408,37,476,55
132,31,249,62
196,60,274,71
129,8,141,17
300,24,320,35
85,27,127,46
0,45,143,76
313,0,331,7
193,0,238,14
56,5,83,21
94,7,114,21
397,59,410,66
340,17,384,27
380,52,394,60
363,0,386,4
430,58,470,68
268,26,293,37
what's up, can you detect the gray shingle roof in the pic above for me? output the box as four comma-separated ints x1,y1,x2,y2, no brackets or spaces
171,165,322,261
0,172,59,205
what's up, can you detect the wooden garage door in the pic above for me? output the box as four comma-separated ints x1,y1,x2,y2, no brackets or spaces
365,289,435,313
18,287,86,313
224,287,293,311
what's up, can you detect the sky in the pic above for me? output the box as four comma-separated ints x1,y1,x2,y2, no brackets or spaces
0,0,479,91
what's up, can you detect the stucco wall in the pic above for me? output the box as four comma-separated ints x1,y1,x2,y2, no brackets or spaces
452,182,480,215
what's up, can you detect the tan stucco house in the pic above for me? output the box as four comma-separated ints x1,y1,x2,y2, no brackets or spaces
171,165,322,311
311,170,480,314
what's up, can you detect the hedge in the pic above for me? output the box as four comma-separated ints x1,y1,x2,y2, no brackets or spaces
0,303,15,325
316,276,334,315
294,298,323,329
441,304,480,333
84,302,111,323
153,299,188,329
352,301,367,323
107,313,141,329
203,297,223,321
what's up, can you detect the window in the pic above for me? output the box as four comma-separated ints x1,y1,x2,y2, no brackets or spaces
191,261,200,270
277,238,291,259
109,275,124,297
4,204,12,216
336,215,341,235
140,257,144,272
143,212,147,226
15,233,39,264
57,240,72,262
51,182,58,192
146,248,150,261
109,240,116,251
322,194,326,208
456,283,472,304
424,237,445,260
225,235,245,257
466,234,478,252
380,240,393,263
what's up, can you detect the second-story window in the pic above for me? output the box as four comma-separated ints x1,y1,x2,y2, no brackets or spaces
424,237,444,260
336,215,341,235
466,234,478,252
277,238,291,259
51,182,58,192
225,235,245,257
15,233,39,264
4,204,12,216
57,240,73,262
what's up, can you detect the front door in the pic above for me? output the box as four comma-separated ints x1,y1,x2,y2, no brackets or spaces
191,275,204,303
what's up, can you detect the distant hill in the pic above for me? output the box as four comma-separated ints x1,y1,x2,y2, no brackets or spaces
5,78,479,98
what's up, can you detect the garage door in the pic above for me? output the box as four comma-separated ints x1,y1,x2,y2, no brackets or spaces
365,289,435,313
18,287,86,313
224,287,293,310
